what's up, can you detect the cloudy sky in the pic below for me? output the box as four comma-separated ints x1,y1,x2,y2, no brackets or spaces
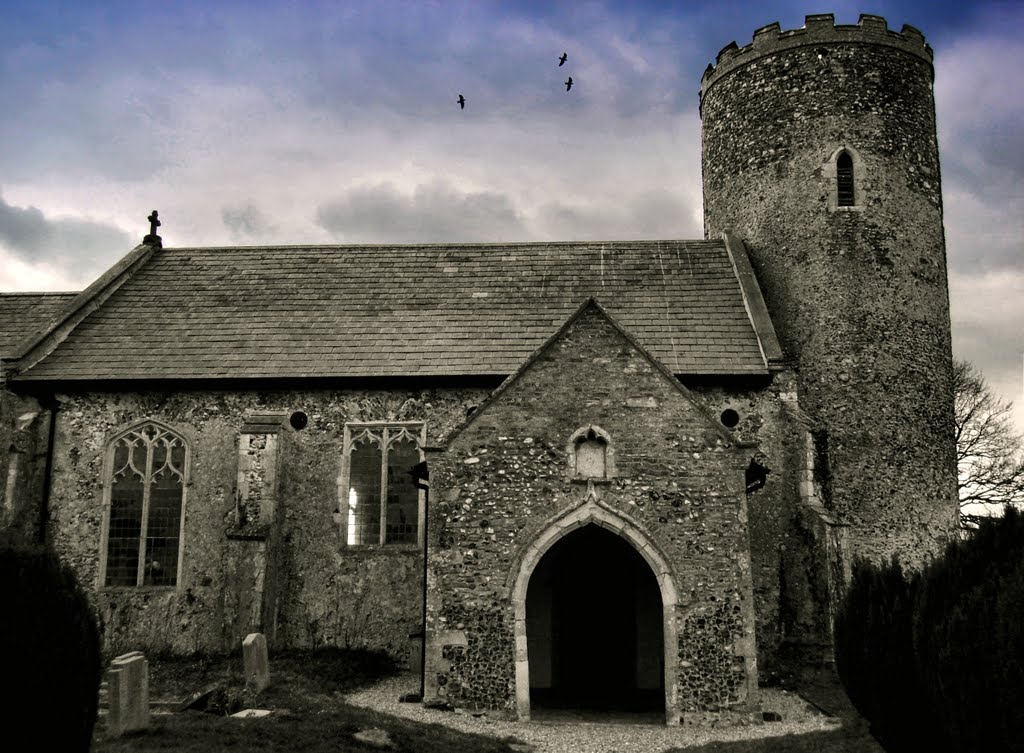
1,0,1021,427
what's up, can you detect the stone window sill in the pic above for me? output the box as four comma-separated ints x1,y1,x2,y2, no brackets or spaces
342,544,422,556
226,525,269,541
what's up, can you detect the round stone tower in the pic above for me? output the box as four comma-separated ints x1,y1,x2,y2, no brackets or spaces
700,14,958,564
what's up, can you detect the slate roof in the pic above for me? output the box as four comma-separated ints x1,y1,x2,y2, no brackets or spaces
0,292,78,359
13,240,778,381
441,297,755,448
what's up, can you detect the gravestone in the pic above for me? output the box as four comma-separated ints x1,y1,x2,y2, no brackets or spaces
231,708,272,718
354,728,393,749
107,651,150,737
243,632,270,692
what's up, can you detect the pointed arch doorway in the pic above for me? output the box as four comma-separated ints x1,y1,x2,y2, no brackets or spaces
512,507,679,724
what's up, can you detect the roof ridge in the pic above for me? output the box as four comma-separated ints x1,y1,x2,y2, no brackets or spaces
163,238,722,252
0,291,79,297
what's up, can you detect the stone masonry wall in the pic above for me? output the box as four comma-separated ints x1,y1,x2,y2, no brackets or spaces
701,16,958,566
688,376,838,680
425,305,760,718
23,332,831,684
43,385,488,658
0,389,51,543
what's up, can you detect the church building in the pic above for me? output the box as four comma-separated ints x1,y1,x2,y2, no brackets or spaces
0,15,958,724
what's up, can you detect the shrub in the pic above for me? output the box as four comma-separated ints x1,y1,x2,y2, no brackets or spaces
834,556,928,750
912,507,1024,753
835,507,1024,753
0,540,102,752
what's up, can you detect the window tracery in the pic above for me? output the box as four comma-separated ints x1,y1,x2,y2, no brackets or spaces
342,423,425,546
102,422,188,587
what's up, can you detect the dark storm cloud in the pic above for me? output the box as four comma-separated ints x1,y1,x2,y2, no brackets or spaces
315,182,529,243
222,203,273,241
932,3,1024,275
0,62,181,184
257,2,695,123
0,192,132,268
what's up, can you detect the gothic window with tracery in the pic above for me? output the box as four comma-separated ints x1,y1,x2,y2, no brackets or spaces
102,423,188,587
342,423,425,546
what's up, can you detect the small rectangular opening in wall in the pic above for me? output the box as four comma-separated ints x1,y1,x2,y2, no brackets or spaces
811,429,833,508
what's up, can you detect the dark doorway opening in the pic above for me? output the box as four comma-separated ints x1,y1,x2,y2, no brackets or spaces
526,524,664,715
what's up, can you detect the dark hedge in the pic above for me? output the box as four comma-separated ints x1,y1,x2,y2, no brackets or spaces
835,507,1024,753
0,540,102,752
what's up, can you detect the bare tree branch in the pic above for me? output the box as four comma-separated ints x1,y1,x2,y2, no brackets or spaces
953,359,1024,531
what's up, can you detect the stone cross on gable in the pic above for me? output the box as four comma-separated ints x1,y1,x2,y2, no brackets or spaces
143,210,163,247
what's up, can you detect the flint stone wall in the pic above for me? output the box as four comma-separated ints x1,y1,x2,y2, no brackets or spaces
14,367,828,683
0,389,52,542
688,376,840,679
16,328,833,685
425,306,760,718
43,385,489,659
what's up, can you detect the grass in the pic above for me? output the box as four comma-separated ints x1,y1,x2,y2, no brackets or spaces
92,648,522,753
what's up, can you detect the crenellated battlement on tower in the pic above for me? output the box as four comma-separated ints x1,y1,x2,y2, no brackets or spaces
700,14,932,100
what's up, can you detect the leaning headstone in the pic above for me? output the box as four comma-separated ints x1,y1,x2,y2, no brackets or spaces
242,632,270,692
176,685,219,713
107,651,150,737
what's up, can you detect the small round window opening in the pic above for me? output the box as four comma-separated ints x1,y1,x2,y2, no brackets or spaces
289,411,309,431
720,409,740,428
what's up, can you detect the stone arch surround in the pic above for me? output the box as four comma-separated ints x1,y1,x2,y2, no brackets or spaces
509,500,681,724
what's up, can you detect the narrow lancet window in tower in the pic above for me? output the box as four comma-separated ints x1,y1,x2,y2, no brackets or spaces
836,151,855,206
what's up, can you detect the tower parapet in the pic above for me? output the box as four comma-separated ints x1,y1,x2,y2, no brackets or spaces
701,14,931,105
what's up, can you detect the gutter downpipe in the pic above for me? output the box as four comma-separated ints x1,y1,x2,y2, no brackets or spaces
414,461,430,700
421,486,428,699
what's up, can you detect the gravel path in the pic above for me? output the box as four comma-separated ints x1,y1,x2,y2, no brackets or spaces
344,674,843,752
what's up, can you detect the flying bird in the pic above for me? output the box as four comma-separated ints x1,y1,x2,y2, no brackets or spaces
457,94,465,109
565,77,573,91
558,52,567,66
